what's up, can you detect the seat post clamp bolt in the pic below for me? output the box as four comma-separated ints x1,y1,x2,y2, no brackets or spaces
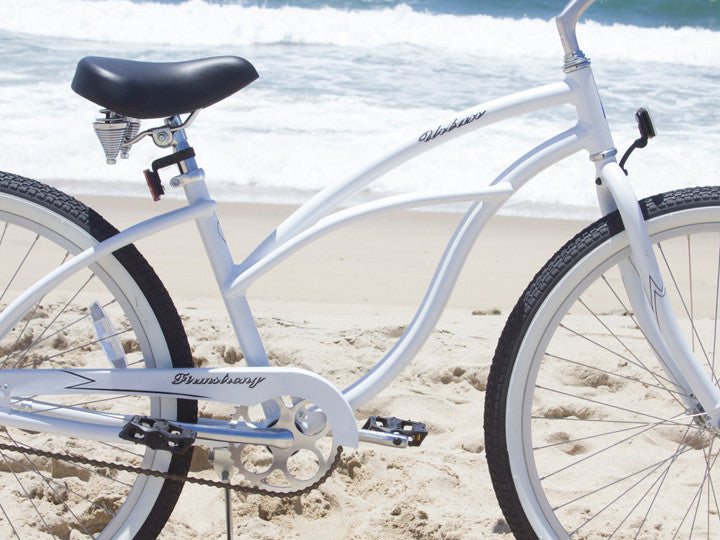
152,128,174,147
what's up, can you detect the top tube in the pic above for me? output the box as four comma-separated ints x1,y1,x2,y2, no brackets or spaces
556,0,595,58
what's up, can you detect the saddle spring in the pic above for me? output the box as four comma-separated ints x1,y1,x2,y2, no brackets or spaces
93,109,141,164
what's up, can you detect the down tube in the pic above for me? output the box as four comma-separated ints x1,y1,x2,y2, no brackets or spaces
343,127,589,410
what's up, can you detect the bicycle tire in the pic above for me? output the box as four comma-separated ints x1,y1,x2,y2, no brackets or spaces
485,186,720,538
0,171,197,539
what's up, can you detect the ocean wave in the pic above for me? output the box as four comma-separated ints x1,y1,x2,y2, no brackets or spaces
1,0,718,67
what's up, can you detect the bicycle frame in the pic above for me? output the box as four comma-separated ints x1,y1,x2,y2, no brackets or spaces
1,0,719,442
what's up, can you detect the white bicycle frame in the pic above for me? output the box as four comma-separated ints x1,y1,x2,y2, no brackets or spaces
1,0,719,444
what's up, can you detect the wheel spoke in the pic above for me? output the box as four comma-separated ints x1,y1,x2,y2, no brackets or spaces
618,423,696,538
537,405,693,481
544,351,687,397
688,235,695,353
712,240,720,376
0,231,39,306
557,323,682,391
556,440,696,513
595,274,693,406
0,222,8,247
16,395,137,418
658,242,719,386
0,430,137,488
0,175,196,537
486,191,720,538
7,273,97,369
3,298,119,368
4,430,100,537
1,251,71,367
17,326,134,370
533,417,701,452
704,440,720,535
568,431,694,536
674,444,720,536
0,448,59,537
536,384,693,427
0,500,21,539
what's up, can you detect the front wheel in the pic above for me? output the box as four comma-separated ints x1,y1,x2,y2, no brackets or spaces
485,187,720,538
0,172,196,538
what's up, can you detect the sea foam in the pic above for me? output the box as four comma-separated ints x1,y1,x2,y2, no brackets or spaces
0,0,718,219
1,0,718,67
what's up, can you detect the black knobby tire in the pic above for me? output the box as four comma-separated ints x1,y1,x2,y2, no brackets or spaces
0,171,197,538
484,186,720,538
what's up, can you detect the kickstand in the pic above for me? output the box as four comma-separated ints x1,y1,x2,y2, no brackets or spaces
223,472,233,540
210,449,235,539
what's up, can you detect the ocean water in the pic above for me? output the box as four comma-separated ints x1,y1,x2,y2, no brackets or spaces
0,0,718,219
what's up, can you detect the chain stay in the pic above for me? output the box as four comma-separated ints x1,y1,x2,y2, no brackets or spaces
0,441,342,497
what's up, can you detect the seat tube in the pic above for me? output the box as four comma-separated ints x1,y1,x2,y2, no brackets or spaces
172,123,271,368
172,123,234,282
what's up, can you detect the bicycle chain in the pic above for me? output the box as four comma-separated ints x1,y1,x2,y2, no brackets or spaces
0,441,342,497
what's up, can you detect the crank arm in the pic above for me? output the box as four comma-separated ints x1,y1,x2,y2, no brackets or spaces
6,400,296,450
358,428,410,448
178,419,294,449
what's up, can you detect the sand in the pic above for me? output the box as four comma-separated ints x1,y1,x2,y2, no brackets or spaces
73,195,589,539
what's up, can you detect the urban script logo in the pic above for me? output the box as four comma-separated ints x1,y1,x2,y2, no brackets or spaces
419,110,487,143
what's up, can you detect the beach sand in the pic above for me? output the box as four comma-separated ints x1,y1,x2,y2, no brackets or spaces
73,195,590,539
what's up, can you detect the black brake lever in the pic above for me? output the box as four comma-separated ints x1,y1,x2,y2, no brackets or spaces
619,107,656,175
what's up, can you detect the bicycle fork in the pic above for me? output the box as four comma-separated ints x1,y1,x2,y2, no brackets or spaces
597,160,720,428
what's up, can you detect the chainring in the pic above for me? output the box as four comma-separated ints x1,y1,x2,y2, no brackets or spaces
229,396,340,495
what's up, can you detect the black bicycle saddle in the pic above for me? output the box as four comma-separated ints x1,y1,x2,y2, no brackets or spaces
71,56,259,119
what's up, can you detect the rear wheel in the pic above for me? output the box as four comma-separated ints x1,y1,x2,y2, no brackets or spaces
485,187,720,538
0,171,196,538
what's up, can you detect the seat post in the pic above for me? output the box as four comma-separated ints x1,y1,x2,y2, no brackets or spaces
171,117,200,174
170,115,238,283
170,116,211,204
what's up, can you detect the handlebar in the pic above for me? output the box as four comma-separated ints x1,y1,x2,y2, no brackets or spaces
556,0,595,59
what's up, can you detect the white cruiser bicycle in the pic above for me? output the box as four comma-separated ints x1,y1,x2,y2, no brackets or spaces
1,0,719,537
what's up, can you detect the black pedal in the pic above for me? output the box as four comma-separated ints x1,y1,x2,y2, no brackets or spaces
119,416,196,455
362,416,428,447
